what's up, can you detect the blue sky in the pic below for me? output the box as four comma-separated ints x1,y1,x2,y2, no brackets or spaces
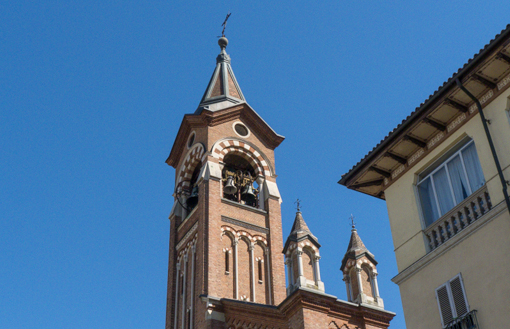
2,2,509,328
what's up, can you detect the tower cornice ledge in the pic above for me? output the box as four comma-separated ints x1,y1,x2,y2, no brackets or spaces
166,103,284,167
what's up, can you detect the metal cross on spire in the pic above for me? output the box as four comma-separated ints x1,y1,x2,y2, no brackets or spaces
294,199,302,212
221,12,231,37
349,214,356,229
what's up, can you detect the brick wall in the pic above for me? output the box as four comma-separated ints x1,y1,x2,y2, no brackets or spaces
254,243,267,303
302,249,315,282
361,265,373,298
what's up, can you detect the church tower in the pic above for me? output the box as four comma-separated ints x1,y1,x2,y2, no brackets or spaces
164,37,286,329
340,224,384,309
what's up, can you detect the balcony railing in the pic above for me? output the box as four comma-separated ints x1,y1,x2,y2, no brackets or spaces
445,310,479,329
425,186,492,251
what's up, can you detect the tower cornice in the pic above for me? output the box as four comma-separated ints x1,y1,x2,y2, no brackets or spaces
166,103,284,167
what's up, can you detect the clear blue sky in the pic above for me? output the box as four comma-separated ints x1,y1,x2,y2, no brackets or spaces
2,2,509,328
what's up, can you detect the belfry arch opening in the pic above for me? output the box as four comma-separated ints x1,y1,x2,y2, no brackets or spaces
185,165,201,211
222,153,260,208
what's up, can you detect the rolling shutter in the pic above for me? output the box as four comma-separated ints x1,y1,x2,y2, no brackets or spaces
436,285,454,326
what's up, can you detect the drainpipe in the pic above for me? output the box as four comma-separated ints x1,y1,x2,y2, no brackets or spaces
456,79,510,216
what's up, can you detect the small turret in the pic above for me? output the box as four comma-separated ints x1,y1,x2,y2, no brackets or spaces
340,224,384,308
283,208,325,295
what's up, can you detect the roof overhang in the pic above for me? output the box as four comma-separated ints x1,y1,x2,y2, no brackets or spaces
339,25,510,199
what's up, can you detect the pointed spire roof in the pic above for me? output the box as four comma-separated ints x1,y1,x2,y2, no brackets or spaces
195,37,246,113
283,211,320,253
345,226,368,256
340,225,377,271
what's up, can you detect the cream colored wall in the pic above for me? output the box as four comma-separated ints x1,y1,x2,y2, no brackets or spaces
398,210,510,329
385,89,510,272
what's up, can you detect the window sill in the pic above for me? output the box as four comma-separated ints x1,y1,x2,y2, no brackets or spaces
177,206,198,231
221,198,267,214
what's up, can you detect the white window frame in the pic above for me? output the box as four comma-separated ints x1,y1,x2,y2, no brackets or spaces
435,273,469,327
417,139,484,226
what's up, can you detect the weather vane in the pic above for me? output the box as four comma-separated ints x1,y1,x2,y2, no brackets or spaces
349,214,356,229
221,12,231,37
294,199,302,212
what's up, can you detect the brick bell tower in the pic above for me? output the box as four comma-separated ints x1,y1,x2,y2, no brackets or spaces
164,37,286,329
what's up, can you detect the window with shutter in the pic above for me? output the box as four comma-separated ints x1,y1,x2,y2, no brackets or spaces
436,285,454,326
436,273,469,327
450,276,468,317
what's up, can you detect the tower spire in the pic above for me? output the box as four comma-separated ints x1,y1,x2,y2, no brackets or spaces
196,36,246,113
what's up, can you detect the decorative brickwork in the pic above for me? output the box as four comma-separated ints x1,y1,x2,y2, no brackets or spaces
212,139,271,177
176,143,205,190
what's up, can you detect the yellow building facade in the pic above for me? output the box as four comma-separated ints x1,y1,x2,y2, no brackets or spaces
340,25,510,329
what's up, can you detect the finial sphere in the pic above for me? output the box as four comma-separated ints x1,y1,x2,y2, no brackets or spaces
218,37,228,49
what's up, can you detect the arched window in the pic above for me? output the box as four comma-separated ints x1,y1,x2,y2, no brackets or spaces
224,249,230,274
222,153,259,208
361,265,374,298
185,166,200,211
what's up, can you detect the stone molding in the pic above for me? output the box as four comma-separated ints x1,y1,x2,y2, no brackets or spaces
221,215,269,234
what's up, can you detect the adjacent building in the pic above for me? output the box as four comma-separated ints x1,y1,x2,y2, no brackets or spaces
340,25,510,328
164,37,395,329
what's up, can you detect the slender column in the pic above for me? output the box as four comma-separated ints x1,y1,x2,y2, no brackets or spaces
343,276,351,301
356,267,364,297
285,256,292,288
189,245,196,329
173,262,181,329
256,176,265,210
313,256,321,284
297,250,304,277
265,248,272,304
249,243,255,302
372,272,380,298
181,254,188,329
233,239,239,299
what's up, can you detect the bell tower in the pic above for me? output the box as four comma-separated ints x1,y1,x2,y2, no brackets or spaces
164,37,286,329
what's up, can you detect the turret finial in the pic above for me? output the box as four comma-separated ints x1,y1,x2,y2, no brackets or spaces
350,214,356,230
218,36,228,51
218,12,231,52
221,12,231,37
295,199,302,212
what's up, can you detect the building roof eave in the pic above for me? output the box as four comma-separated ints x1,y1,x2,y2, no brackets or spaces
339,24,510,196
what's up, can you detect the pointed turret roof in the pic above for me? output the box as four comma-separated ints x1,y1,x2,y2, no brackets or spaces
340,226,377,272
345,227,368,256
283,211,320,253
195,37,246,113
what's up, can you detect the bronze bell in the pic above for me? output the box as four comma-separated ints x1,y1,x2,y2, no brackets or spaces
224,176,237,195
186,185,199,209
241,183,256,204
